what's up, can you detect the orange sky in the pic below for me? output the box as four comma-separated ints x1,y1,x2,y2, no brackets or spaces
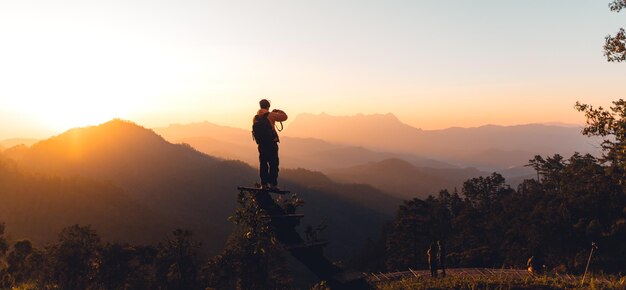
0,1,624,139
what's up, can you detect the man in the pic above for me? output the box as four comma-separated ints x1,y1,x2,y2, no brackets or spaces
438,240,446,277
252,99,287,190
427,242,438,278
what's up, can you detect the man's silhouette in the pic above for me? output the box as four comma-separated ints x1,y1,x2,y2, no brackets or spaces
427,242,438,278
252,99,287,190
438,240,446,277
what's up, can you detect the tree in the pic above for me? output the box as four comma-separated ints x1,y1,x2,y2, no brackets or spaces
0,223,7,259
202,190,293,290
99,243,158,289
6,240,34,285
605,1,626,61
48,224,102,290
385,198,435,270
575,99,626,181
156,229,201,290
0,223,9,287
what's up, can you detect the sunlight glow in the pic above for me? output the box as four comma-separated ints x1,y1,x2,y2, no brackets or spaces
0,3,213,133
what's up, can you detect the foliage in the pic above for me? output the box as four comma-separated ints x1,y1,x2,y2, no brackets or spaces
610,0,626,12
6,240,38,285
47,224,102,289
575,99,626,180
310,280,331,290
605,1,626,62
99,243,158,289
380,152,626,273
0,223,8,286
386,198,438,270
203,190,293,290
156,229,202,290
0,223,7,258
0,222,205,289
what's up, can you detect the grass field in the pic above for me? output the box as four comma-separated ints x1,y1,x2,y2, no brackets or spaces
370,268,626,290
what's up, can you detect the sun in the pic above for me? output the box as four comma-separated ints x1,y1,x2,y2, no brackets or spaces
0,45,173,133
2,68,156,132
0,25,190,133
6,95,141,133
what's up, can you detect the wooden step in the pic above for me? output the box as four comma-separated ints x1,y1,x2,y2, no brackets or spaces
286,241,328,250
260,214,304,220
237,186,290,195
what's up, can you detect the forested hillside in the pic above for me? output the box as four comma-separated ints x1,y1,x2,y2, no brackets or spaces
0,155,171,244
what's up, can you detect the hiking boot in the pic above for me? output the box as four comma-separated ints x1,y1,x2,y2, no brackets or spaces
258,183,268,190
268,184,280,191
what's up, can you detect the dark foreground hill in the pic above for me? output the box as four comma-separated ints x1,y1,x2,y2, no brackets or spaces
0,155,171,245
3,120,398,257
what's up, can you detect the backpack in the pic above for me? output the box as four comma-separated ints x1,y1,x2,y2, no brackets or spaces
252,112,277,145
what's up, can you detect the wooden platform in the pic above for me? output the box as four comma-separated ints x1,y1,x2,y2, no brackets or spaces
237,186,290,195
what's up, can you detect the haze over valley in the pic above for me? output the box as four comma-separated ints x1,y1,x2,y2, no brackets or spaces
2,113,600,206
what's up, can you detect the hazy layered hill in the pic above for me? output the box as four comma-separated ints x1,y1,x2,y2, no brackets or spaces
284,113,600,169
3,120,397,257
327,158,486,200
0,155,171,245
0,138,38,148
154,122,454,170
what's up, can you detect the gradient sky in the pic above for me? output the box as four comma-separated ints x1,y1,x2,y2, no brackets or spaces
0,0,624,139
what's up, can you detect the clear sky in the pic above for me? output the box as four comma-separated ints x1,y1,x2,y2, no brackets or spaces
0,0,624,139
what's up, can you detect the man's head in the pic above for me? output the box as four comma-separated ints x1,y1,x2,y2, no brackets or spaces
259,99,271,109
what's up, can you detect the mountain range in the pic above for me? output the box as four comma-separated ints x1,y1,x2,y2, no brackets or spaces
284,113,600,170
153,121,454,171
0,113,592,258
151,113,595,199
1,120,398,258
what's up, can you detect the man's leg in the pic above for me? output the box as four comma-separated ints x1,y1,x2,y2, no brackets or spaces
258,145,269,187
268,143,279,186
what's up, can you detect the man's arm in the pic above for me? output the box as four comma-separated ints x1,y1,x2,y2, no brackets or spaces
269,109,288,122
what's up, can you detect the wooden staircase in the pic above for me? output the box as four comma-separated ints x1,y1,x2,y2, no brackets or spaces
237,186,371,290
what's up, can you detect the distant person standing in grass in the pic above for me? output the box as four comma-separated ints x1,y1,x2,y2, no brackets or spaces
427,242,438,277
438,240,446,277
252,99,288,190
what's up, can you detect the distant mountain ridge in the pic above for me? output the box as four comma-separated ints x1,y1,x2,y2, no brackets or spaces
154,114,598,171
153,121,455,170
150,116,597,197
285,113,600,170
